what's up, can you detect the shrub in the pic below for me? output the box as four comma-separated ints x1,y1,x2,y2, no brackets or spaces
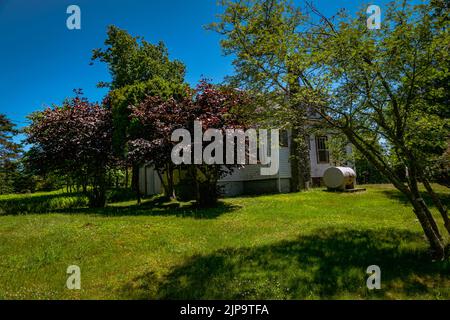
0,192,88,215
107,188,137,203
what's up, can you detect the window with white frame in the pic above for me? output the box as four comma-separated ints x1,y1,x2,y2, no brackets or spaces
316,136,329,164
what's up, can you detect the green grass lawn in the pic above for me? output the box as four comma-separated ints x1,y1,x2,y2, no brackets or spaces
0,184,449,300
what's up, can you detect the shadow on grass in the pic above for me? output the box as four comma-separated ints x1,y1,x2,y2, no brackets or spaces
56,196,240,219
120,228,450,299
381,188,450,209
0,191,240,219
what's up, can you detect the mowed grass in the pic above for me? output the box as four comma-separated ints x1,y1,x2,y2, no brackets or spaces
0,185,449,300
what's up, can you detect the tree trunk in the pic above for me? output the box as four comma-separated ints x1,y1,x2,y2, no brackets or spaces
290,127,300,192
108,171,112,188
422,177,450,235
408,165,442,236
188,165,201,205
288,68,311,191
156,170,170,199
132,164,141,205
411,197,445,260
89,170,107,208
406,167,445,259
297,126,311,190
342,129,446,259
289,113,311,191
166,168,176,199
196,165,220,207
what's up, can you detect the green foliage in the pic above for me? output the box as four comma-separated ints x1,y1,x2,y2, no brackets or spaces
107,188,137,203
93,26,188,158
213,0,450,254
92,25,185,89
427,144,450,187
0,114,22,194
210,0,315,190
209,0,304,92
0,114,21,164
34,173,63,192
355,152,389,185
212,0,449,181
0,191,88,215
303,0,449,179
108,77,188,155
174,178,197,202
10,168,38,194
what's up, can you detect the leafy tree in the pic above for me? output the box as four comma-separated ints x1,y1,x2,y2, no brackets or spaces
0,114,22,194
129,81,249,206
128,95,186,198
209,0,312,191
26,93,114,207
107,77,188,155
180,82,250,207
10,157,39,193
412,0,450,188
213,0,450,259
91,25,185,90
0,114,21,163
92,25,187,201
326,133,354,167
303,0,450,258
432,144,450,188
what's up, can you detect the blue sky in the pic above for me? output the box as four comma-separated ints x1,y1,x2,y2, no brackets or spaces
0,0,394,133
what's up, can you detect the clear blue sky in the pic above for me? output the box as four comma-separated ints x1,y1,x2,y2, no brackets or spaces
0,0,395,133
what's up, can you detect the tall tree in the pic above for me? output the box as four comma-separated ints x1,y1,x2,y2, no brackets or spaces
0,114,22,194
301,0,449,259
210,0,312,191
26,93,114,207
128,81,249,206
213,0,450,259
92,25,187,201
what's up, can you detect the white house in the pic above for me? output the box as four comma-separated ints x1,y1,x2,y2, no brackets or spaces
139,130,354,197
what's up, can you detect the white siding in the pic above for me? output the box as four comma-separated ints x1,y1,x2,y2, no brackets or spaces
140,131,353,196
279,147,292,179
218,181,244,197
218,146,291,182
139,166,163,196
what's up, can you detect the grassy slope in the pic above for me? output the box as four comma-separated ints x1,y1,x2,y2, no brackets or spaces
0,185,448,300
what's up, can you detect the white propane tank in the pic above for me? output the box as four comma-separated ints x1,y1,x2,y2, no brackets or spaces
323,167,356,190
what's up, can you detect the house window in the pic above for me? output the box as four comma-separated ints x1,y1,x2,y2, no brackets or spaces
279,130,289,147
316,136,329,164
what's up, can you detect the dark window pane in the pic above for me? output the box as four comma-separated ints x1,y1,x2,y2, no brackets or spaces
279,130,289,147
318,150,329,163
316,136,329,164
